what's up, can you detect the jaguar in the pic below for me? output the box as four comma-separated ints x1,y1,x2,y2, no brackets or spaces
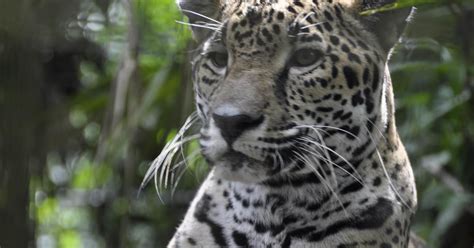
148,0,421,247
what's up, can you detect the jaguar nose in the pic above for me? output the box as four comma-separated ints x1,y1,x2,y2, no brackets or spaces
212,109,264,145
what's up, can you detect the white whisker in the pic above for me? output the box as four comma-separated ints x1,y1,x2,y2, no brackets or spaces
300,12,315,23
301,21,326,30
195,21,222,27
140,112,200,201
298,134,361,181
179,112,199,173
365,117,387,142
313,129,338,189
365,126,414,213
295,125,360,141
176,21,221,32
298,142,363,184
181,9,222,24
293,151,349,217
171,150,202,195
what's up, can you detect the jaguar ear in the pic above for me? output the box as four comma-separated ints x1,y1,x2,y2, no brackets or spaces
176,0,222,42
356,0,414,54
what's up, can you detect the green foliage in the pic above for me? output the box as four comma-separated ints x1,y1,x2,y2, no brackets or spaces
388,1,474,246
71,158,112,190
36,198,58,225
32,0,194,246
59,230,82,248
29,0,474,247
361,0,444,15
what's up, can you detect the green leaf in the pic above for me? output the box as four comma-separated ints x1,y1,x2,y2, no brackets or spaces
71,157,112,189
59,229,82,248
37,198,58,225
360,0,443,15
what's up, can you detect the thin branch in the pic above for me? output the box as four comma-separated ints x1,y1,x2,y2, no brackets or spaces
95,0,140,163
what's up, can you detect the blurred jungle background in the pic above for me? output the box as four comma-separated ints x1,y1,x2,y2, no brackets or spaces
1,0,474,247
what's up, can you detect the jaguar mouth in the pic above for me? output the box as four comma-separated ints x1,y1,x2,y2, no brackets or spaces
203,124,307,171
209,136,307,182
217,146,301,170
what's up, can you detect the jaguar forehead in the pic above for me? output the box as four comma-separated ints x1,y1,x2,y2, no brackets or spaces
221,0,346,51
222,5,294,58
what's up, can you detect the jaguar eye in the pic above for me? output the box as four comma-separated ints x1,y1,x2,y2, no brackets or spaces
209,52,228,68
291,48,323,67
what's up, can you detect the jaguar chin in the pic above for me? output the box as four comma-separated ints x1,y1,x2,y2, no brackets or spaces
203,134,281,183
212,152,267,183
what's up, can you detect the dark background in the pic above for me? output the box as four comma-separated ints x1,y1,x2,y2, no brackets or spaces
0,0,473,247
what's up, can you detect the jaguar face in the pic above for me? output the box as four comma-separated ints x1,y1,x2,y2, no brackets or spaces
190,0,393,183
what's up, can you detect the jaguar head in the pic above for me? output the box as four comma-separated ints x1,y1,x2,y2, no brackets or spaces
178,0,412,182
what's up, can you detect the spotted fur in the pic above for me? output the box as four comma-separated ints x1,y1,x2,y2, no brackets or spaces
167,0,417,247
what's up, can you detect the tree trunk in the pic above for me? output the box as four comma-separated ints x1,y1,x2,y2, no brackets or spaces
0,26,42,248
